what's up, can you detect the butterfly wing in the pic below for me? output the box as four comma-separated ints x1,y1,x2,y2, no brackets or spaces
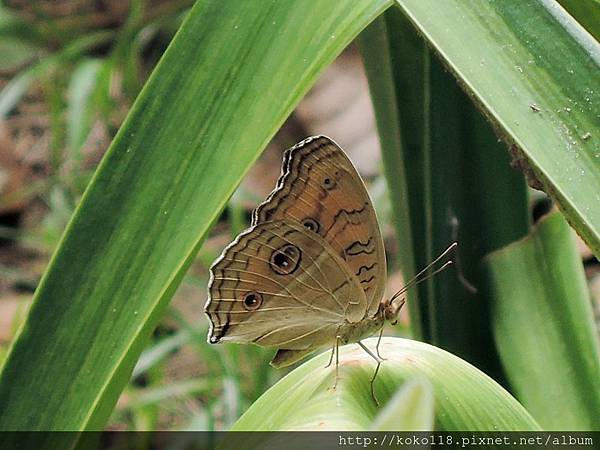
205,220,367,350
253,136,386,317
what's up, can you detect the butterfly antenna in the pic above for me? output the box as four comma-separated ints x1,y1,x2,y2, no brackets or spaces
389,242,457,307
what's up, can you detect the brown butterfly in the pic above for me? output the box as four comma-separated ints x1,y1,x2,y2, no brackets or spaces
205,136,454,401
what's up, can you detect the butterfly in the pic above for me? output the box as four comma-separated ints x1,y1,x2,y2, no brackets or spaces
204,136,454,402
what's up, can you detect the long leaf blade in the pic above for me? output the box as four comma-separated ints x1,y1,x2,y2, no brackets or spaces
359,9,530,377
0,0,391,434
370,378,435,431
486,212,600,430
394,0,600,256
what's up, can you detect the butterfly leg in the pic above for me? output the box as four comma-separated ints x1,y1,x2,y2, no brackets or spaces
333,334,341,389
370,360,382,406
325,343,336,368
357,340,383,406
325,325,343,368
375,326,386,360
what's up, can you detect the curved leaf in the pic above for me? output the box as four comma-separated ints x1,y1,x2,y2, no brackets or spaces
231,337,540,431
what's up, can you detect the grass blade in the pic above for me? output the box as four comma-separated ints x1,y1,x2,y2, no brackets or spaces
0,31,113,118
486,212,600,430
558,0,600,41
370,378,435,431
360,8,529,377
394,0,600,256
0,0,391,435
356,15,422,337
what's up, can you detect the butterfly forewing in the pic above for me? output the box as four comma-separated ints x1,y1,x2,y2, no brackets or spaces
206,220,367,349
253,136,386,316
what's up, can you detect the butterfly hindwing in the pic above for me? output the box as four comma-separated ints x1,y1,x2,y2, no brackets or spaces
206,220,367,350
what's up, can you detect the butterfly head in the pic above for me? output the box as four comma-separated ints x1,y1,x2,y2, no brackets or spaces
380,296,405,325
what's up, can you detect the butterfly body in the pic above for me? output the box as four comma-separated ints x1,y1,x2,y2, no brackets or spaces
336,313,385,346
205,136,393,368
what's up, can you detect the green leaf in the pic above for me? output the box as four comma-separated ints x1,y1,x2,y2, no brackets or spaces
370,377,435,431
356,14,422,337
0,4,46,47
230,337,540,431
0,31,113,118
393,0,600,257
0,37,41,71
558,0,600,41
0,0,391,437
360,9,529,376
131,329,191,379
0,69,35,117
117,379,208,411
66,59,103,156
486,212,600,430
